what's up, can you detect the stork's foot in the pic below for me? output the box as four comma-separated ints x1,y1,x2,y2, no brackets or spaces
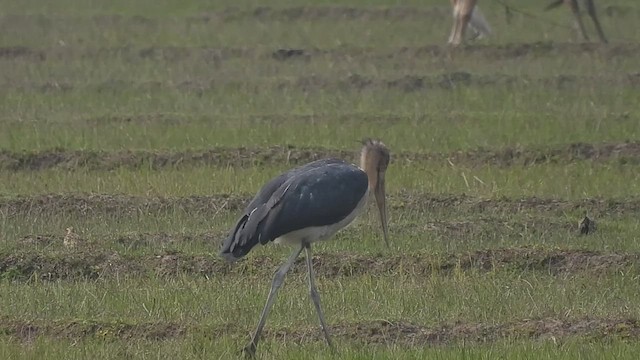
242,343,257,359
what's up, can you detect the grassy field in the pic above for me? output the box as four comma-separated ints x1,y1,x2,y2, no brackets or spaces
2,0,640,358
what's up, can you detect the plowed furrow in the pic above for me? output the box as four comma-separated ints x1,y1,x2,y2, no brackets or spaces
0,248,636,281
2,142,639,171
1,193,638,217
2,317,639,345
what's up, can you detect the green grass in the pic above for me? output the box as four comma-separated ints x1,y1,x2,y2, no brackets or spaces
1,88,638,152
2,337,640,360
2,0,640,357
1,271,639,326
0,0,638,45
3,161,640,199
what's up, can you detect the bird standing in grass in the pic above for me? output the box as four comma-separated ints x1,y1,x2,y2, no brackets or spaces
578,215,595,235
220,139,390,357
63,227,81,248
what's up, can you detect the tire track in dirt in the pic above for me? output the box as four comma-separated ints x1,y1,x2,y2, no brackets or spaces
0,247,637,281
1,192,639,217
4,72,640,94
2,316,639,345
2,142,639,171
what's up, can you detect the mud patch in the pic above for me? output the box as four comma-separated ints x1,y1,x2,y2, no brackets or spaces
2,142,640,172
0,247,637,281
1,316,639,345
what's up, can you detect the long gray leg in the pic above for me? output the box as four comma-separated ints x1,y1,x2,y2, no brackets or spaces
243,245,304,357
304,243,335,351
567,0,590,41
584,0,607,43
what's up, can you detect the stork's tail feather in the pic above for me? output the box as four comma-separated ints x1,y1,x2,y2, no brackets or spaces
219,205,273,262
220,215,252,262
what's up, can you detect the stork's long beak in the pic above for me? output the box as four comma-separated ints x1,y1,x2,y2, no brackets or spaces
374,171,389,247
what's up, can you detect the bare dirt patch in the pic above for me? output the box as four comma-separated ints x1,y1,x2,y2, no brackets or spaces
0,247,637,282
1,316,639,345
2,142,640,172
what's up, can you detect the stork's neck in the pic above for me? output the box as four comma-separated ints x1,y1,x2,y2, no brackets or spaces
360,154,378,191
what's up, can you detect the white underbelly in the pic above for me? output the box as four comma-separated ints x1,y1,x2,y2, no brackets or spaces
274,189,369,246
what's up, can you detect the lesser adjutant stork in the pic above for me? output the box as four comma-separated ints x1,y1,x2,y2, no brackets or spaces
220,138,391,356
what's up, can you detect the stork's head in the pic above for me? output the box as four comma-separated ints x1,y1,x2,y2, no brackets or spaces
360,138,390,247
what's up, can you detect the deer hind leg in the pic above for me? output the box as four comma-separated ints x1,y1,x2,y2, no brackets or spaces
448,0,478,46
565,0,590,41
448,0,461,44
583,0,608,43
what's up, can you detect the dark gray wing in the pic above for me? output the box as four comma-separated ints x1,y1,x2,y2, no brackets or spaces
220,161,367,261
244,158,346,211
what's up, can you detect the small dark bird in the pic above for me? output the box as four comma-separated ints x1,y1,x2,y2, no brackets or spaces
220,139,390,357
578,215,595,235
272,48,305,61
